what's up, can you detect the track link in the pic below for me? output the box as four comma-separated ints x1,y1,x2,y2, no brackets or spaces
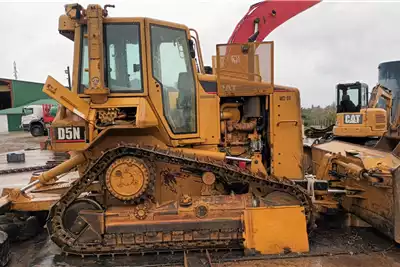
47,143,315,256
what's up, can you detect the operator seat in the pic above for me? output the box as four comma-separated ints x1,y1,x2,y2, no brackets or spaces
177,72,194,109
175,72,195,132
340,94,357,112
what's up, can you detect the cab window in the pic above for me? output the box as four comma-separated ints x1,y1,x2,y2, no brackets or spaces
360,84,368,108
22,108,33,115
79,26,89,93
79,23,143,93
105,23,143,92
150,25,197,134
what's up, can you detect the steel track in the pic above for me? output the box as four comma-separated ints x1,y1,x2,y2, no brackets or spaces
0,157,67,176
0,163,58,176
47,143,315,256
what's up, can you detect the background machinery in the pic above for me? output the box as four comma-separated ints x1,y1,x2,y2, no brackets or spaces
21,103,56,137
332,81,392,146
375,60,400,155
305,80,393,147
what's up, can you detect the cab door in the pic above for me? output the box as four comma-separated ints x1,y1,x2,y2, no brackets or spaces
145,19,200,143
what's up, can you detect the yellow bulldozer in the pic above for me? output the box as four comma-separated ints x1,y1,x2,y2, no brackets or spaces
0,3,399,261
0,3,318,256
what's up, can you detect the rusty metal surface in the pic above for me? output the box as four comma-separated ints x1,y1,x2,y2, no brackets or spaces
46,143,315,256
315,140,400,163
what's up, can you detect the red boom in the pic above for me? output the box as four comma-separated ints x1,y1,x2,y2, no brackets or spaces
228,0,320,44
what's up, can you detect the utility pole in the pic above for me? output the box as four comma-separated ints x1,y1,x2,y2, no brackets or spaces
13,61,18,80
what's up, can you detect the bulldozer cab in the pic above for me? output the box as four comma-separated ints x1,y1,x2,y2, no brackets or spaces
336,82,368,114
44,4,276,153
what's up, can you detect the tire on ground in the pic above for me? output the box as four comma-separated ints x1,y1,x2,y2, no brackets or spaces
0,231,10,267
0,214,41,242
30,124,44,137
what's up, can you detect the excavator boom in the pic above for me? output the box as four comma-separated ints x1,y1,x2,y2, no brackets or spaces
228,0,320,43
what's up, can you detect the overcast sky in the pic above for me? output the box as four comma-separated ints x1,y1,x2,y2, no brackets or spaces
0,0,399,107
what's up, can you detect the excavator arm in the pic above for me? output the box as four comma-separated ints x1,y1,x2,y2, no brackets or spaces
368,84,393,127
228,0,321,44
368,84,400,133
368,84,393,110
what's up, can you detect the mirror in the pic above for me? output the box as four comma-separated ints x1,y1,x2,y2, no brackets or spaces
188,39,196,59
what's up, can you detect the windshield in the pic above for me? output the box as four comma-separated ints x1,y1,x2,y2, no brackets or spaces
79,23,143,93
23,108,33,115
337,84,362,113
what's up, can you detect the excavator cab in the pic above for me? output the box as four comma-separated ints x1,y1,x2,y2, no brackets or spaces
336,82,368,114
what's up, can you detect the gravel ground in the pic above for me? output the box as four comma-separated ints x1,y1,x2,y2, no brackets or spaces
0,132,43,153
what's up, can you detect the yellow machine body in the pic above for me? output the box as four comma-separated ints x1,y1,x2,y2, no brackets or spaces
2,4,313,256
333,108,387,138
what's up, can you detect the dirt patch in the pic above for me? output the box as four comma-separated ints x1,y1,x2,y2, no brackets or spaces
0,132,43,153
5,226,399,267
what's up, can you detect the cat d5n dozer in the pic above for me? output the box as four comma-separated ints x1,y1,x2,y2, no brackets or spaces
0,3,336,257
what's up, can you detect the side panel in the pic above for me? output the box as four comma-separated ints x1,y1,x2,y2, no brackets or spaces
197,74,220,145
0,115,8,133
270,88,303,179
333,108,386,137
243,206,309,254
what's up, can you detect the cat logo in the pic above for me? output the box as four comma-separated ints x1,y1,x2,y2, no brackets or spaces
344,114,363,124
54,126,86,142
231,55,241,64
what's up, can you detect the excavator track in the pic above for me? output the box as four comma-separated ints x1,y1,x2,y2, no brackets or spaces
47,143,315,256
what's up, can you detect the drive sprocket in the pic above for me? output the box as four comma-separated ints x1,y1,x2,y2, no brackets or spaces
105,156,151,202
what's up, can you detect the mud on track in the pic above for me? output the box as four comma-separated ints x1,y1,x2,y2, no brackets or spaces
1,133,400,267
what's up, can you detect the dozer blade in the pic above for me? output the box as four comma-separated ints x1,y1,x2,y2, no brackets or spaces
313,140,400,241
374,135,400,155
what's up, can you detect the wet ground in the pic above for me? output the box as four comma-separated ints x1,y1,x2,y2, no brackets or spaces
6,227,400,267
0,132,42,153
1,132,400,266
0,133,66,192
